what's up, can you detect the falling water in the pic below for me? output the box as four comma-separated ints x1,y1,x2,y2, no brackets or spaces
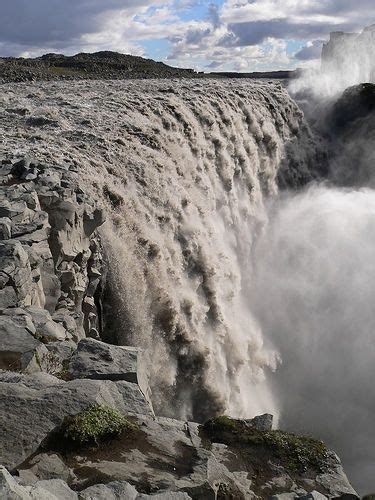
0,79,304,421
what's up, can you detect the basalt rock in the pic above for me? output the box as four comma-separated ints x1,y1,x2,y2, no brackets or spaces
0,157,105,371
68,338,152,406
0,373,154,469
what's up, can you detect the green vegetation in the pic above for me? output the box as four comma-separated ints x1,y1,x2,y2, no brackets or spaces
55,359,72,381
363,495,375,500
201,416,329,473
61,405,138,447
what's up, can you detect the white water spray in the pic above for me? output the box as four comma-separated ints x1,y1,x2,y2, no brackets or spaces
250,185,375,491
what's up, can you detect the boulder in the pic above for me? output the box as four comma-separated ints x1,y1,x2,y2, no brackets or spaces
0,375,154,469
68,338,141,382
244,413,273,431
0,315,49,373
0,465,30,499
25,306,67,341
21,453,74,483
26,479,78,499
68,338,152,405
0,241,34,308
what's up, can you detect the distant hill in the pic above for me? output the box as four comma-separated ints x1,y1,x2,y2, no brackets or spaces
0,50,297,83
208,70,299,79
0,51,199,82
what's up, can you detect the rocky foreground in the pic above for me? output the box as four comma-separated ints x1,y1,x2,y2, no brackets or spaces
0,158,359,499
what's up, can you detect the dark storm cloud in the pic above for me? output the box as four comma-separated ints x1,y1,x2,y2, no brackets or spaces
185,28,211,44
221,20,351,47
295,40,325,61
207,3,221,30
0,0,152,48
220,0,375,51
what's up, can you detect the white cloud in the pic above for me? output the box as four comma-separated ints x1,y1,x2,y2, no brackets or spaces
0,0,374,71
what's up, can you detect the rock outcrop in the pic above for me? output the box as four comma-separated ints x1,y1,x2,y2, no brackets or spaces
0,157,105,358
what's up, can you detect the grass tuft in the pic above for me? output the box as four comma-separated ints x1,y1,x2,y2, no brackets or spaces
201,416,329,473
61,405,138,447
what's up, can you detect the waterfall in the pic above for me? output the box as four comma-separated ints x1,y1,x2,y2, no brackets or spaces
0,79,305,421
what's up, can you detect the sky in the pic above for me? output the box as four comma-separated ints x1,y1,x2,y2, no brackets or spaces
0,0,374,72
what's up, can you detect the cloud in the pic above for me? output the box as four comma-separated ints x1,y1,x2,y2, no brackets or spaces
221,20,341,47
295,40,324,61
0,0,374,71
0,0,165,56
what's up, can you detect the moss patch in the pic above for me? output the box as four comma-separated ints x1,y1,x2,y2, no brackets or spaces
201,416,329,473
60,405,138,448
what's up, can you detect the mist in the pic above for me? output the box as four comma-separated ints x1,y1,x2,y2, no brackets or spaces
290,25,375,110
250,185,375,493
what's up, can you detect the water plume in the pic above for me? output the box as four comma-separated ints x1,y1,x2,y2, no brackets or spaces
290,25,375,111
250,185,375,492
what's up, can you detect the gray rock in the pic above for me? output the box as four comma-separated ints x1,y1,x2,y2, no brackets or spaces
23,453,74,482
0,315,48,373
79,481,138,500
269,494,298,500
69,339,152,405
316,454,359,498
299,492,328,500
27,479,78,499
244,413,273,431
79,481,192,500
26,306,67,341
0,371,62,389
139,493,192,499
46,341,76,363
0,217,12,240
0,241,34,308
0,465,30,499
0,375,153,469
0,158,105,343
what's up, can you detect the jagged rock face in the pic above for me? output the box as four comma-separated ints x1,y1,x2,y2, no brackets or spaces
323,83,375,187
0,157,105,353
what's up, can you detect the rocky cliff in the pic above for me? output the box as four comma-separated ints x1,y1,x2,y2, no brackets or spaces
0,79,360,499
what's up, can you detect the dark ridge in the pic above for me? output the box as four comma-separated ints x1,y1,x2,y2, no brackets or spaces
0,50,298,83
0,51,200,83
208,69,300,79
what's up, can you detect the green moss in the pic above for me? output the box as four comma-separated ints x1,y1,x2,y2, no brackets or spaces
55,359,72,381
201,416,329,473
61,405,138,447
